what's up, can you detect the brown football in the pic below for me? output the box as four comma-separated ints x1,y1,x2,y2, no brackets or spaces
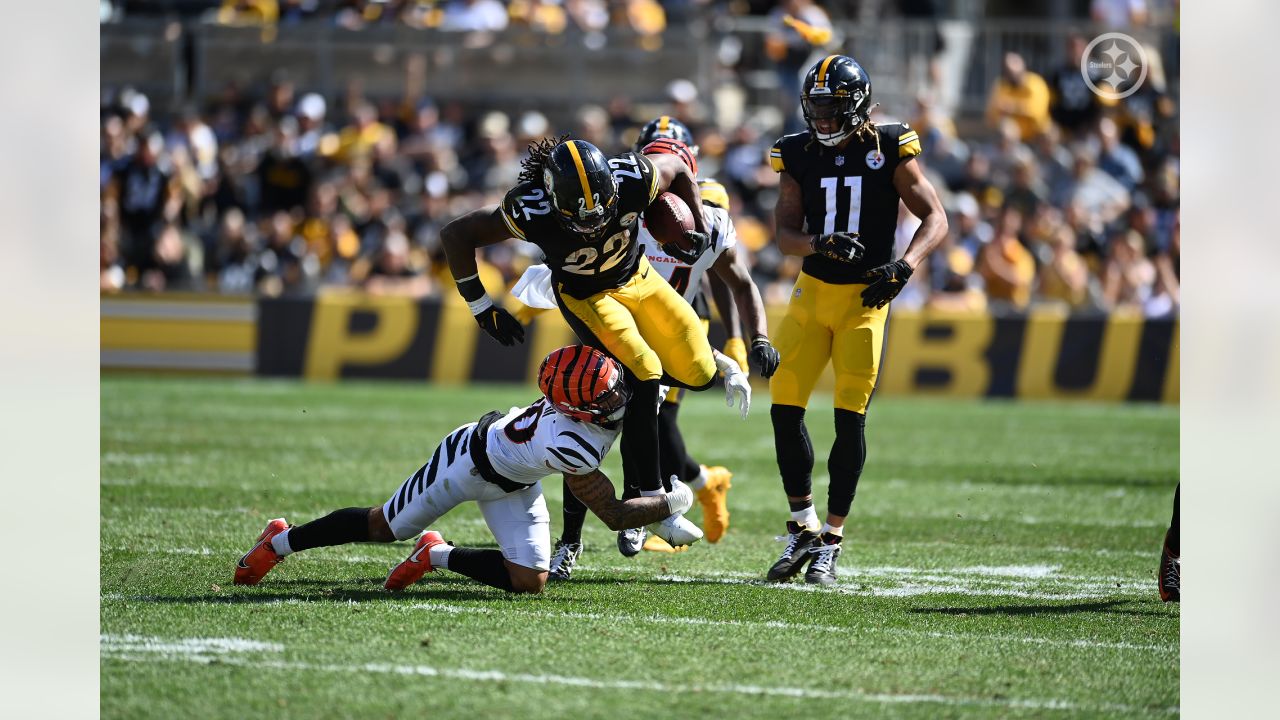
644,192,697,251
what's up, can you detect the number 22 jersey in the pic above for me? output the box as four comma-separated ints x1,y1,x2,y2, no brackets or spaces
769,123,922,283
500,151,662,300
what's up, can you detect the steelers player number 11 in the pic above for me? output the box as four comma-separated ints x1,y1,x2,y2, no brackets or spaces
820,176,863,234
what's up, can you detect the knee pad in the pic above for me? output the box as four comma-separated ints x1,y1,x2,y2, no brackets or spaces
771,404,814,499
827,409,866,518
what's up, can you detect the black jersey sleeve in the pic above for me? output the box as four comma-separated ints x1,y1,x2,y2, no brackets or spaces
500,182,555,241
768,132,809,180
610,151,661,209
886,122,923,160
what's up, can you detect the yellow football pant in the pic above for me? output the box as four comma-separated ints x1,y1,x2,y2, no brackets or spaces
770,272,889,413
558,256,717,387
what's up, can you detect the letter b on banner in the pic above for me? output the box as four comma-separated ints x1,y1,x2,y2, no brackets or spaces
879,310,993,397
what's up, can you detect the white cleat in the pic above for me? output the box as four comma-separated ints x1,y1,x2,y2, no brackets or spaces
646,513,704,547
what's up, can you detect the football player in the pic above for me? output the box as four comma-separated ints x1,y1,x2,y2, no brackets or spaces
1159,484,1179,602
765,55,947,585
510,130,778,574
233,346,733,594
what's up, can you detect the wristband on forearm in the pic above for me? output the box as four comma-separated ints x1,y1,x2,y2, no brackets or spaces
456,273,493,315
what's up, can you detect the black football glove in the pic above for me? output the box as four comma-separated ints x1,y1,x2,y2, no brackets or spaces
749,335,780,379
860,259,914,309
661,230,709,265
811,232,865,263
475,306,526,346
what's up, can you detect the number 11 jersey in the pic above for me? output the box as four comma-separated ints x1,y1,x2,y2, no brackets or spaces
500,151,662,300
769,123,922,284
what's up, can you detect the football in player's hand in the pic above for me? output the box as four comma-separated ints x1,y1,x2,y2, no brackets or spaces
645,192,697,252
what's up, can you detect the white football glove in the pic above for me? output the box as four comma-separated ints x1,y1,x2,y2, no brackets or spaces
664,477,694,515
713,350,751,419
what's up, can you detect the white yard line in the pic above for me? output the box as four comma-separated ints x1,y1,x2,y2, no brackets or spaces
99,651,1176,715
100,634,282,654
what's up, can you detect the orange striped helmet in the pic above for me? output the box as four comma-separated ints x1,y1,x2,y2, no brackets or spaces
640,137,698,177
537,345,630,426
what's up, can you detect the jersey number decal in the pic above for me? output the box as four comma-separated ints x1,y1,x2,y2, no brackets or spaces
607,156,643,182
668,266,692,295
819,176,863,235
562,231,630,276
516,188,552,220
503,404,543,444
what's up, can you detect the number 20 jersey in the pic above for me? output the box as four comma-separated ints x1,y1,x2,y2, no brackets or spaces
500,151,662,300
769,123,922,283
483,398,619,484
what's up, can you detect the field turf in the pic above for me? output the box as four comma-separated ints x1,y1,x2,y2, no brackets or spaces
101,376,1179,718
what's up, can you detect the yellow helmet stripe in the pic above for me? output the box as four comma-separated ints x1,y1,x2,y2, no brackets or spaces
816,54,839,89
565,141,595,211
658,116,670,132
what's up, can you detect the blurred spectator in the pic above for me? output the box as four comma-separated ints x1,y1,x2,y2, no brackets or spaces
1101,228,1155,311
951,193,993,258
256,117,312,214
765,0,832,133
335,102,396,165
440,0,509,32
1036,224,1090,308
142,223,198,292
508,0,568,34
978,208,1036,310
1047,34,1103,139
1091,0,1148,28
1053,147,1130,225
985,52,1051,142
110,131,174,273
363,232,435,297
1096,116,1144,191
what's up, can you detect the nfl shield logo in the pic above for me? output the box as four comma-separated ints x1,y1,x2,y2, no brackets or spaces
865,150,885,169
834,155,845,167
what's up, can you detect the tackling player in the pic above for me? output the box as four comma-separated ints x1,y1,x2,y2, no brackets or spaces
233,346,705,595
441,136,717,543
765,55,947,585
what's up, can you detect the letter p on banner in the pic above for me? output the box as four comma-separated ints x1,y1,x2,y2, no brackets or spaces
303,294,419,380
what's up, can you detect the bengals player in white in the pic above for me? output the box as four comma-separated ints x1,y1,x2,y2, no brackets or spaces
232,345,747,595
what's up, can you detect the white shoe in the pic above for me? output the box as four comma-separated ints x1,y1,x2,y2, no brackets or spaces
646,513,704,547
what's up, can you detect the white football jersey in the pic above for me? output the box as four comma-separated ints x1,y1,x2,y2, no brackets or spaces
638,205,737,304
483,398,619,484
509,206,737,311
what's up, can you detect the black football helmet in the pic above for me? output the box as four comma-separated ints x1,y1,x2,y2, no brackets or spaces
801,54,873,147
543,140,619,237
635,115,698,156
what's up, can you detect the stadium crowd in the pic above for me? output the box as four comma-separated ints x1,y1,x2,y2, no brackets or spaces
100,4,1179,318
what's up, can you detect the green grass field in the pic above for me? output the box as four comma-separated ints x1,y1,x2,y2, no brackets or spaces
101,376,1179,719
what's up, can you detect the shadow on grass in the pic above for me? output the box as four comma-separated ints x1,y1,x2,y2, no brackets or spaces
909,600,1170,617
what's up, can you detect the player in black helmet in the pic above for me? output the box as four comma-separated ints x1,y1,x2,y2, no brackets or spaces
441,136,732,569
765,54,949,585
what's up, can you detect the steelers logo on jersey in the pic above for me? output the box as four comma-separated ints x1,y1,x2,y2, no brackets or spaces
620,212,639,227
865,149,886,170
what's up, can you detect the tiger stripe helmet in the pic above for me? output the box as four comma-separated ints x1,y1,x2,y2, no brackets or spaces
640,137,698,177
537,345,630,426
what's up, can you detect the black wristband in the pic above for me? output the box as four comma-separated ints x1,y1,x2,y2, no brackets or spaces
456,274,487,303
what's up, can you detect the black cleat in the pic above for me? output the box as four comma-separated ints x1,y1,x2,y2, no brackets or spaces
1158,541,1179,602
549,539,583,581
767,521,820,582
804,532,843,586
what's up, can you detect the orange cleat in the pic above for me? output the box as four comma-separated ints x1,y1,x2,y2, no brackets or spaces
234,518,289,585
385,531,446,591
697,466,733,543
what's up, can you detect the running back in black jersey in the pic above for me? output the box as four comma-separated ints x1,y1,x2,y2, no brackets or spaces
501,151,662,300
769,123,922,283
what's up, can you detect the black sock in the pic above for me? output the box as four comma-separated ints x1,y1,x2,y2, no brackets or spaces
447,548,515,592
772,404,814,499
827,409,867,518
1165,484,1179,556
788,498,814,513
657,401,697,491
621,377,663,493
286,507,372,552
561,477,587,544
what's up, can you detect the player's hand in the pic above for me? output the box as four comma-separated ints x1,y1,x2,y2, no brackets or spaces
723,362,752,420
474,306,526,346
661,230,708,265
722,338,748,378
665,477,694,516
811,232,865,263
749,335,780,378
860,259,914,308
